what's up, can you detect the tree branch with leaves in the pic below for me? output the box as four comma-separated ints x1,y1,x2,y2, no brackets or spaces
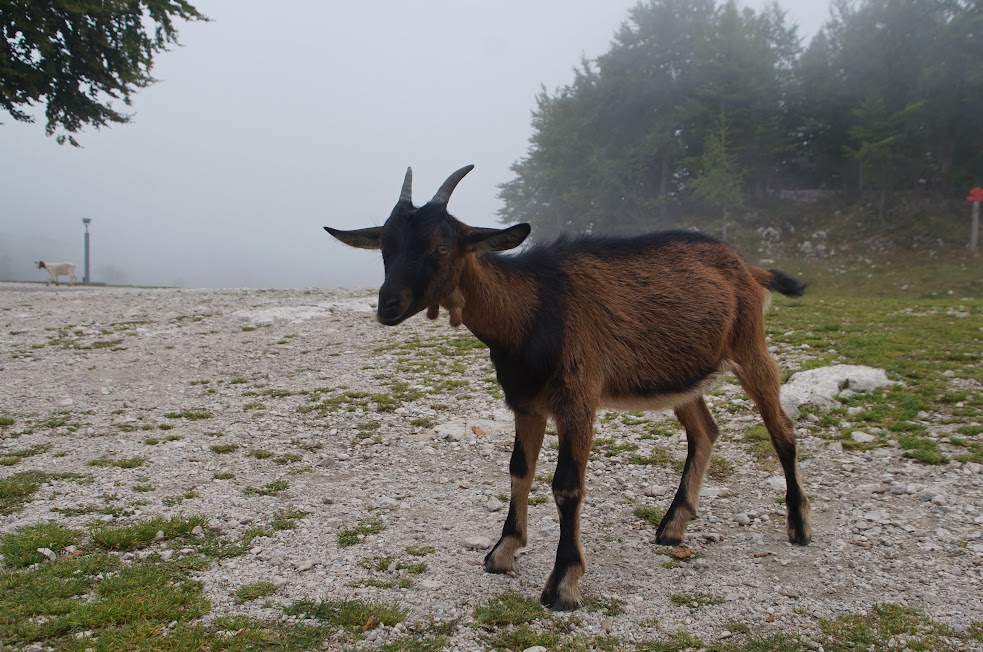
1,0,207,145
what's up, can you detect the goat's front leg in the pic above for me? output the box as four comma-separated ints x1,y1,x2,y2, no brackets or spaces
540,410,593,611
485,412,547,573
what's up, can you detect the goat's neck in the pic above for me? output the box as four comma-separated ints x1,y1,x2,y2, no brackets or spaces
455,254,530,352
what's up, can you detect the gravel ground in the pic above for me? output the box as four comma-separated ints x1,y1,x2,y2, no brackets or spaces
1,282,982,649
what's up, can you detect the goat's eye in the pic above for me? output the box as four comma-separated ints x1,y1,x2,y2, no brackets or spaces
437,245,450,255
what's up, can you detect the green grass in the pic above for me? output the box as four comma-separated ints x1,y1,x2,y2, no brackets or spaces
0,471,83,515
358,555,428,575
235,581,279,604
284,598,405,630
584,595,628,617
0,522,82,568
301,384,427,416
0,523,328,650
90,515,209,550
898,434,950,465
87,455,145,469
818,603,957,651
636,631,706,651
707,453,735,479
359,555,396,571
670,592,725,608
209,443,239,454
337,517,386,547
630,445,678,469
474,590,545,626
349,578,413,589
0,443,51,466
163,408,213,420
406,545,435,556
271,511,308,530
243,479,289,496
593,436,640,457
486,624,561,651
741,425,778,470
634,506,666,526
162,489,198,506
0,553,208,646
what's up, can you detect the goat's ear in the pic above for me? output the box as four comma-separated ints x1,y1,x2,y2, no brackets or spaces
323,226,383,250
465,223,531,252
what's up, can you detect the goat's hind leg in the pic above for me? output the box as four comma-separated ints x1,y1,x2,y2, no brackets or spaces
485,412,547,574
733,349,812,545
656,397,719,546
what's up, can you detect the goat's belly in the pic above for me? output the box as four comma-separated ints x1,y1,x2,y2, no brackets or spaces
599,367,726,411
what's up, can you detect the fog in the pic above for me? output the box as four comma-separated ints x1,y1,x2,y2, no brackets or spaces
0,1,828,289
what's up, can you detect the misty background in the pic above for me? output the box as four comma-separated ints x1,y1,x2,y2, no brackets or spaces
0,1,827,289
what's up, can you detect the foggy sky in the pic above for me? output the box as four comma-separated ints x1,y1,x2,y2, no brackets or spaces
0,1,830,289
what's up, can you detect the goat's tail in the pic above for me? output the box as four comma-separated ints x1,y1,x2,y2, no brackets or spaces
751,267,806,297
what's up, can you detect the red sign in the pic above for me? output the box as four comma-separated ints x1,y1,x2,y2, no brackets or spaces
967,187,983,202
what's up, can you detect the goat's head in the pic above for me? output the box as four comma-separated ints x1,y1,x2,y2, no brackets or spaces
325,165,530,326
35,261,46,270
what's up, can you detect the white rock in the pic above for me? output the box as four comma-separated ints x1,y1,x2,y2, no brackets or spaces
851,431,876,443
37,547,57,562
864,510,887,523
735,513,751,526
463,536,493,550
781,365,898,418
644,485,669,497
434,422,466,441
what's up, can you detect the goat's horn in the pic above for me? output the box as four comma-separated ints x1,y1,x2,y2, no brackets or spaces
399,167,413,203
431,164,474,204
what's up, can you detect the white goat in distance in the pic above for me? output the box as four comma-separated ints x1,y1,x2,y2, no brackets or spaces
36,261,78,285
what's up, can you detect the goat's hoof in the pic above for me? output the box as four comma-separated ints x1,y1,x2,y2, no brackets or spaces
540,569,583,611
655,520,684,546
483,560,512,574
787,523,812,546
483,548,514,574
655,530,683,547
540,585,581,611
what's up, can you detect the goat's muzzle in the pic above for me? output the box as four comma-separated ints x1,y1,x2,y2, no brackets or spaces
376,287,412,326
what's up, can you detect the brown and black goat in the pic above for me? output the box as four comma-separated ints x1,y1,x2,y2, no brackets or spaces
324,165,812,611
